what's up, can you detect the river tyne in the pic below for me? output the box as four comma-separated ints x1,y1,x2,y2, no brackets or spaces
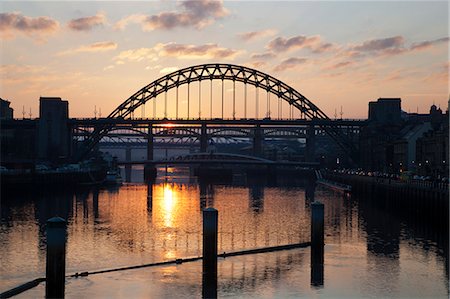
1,164,448,298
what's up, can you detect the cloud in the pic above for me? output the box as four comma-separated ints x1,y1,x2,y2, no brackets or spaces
155,42,243,60
0,12,59,39
113,42,241,65
160,66,179,74
350,36,408,56
114,48,158,64
0,64,47,83
238,29,277,42
116,0,228,31
245,61,267,69
67,12,106,31
326,61,354,70
114,14,147,30
312,42,335,54
250,52,276,60
58,41,117,55
353,36,405,52
410,37,449,51
267,35,333,54
345,36,449,59
273,57,307,72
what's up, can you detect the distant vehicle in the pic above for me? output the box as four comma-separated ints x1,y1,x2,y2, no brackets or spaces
400,171,412,181
35,164,50,171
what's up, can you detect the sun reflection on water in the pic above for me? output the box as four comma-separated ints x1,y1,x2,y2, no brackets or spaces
162,183,177,228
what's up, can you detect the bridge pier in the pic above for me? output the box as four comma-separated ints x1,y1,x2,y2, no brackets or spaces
253,124,263,157
305,125,316,163
125,145,132,182
144,124,157,181
200,123,208,153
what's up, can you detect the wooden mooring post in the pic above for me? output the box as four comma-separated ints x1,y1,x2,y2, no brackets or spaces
46,217,67,299
311,201,324,286
202,208,218,299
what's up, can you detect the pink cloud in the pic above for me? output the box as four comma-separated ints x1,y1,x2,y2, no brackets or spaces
0,12,59,39
116,0,228,31
67,12,106,31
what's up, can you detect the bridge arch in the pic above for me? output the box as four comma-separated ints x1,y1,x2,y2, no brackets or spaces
109,63,327,120
77,63,358,161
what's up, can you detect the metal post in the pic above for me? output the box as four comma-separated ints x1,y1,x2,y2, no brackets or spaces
233,80,236,120
199,81,202,119
187,83,190,119
311,201,324,287
164,91,167,119
221,79,224,119
255,87,259,119
280,97,282,119
202,208,218,299
153,96,156,119
176,86,179,119
210,79,213,119
46,217,66,299
244,83,247,119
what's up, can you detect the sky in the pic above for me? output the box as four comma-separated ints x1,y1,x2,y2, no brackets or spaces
0,1,449,119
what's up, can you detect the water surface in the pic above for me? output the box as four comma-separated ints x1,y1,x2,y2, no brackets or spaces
1,167,448,298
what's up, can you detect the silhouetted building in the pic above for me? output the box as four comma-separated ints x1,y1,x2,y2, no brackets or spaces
368,98,402,125
429,104,444,130
416,108,449,177
392,123,432,172
360,98,404,171
360,125,398,172
361,97,449,176
1,98,13,119
1,120,36,164
37,97,70,161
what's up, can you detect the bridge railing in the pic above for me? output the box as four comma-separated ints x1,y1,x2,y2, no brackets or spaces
70,117,368,122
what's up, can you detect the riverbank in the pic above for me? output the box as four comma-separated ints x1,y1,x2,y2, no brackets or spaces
323,171,449,220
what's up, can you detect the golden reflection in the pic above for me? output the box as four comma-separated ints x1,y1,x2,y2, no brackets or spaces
164,249,176,260
162,183,177,228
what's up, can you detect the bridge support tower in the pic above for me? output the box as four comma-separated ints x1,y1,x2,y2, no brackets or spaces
144,124,157,181
200,123,208,153
253,124,263,157
305,125,316,163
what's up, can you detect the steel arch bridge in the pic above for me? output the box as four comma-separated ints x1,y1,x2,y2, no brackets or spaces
110,63,327,120
77,63,358,161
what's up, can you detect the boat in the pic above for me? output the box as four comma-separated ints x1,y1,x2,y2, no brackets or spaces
104,170,123,185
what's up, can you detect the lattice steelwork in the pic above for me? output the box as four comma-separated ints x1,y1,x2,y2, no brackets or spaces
110,63,326,120
77,63,358,160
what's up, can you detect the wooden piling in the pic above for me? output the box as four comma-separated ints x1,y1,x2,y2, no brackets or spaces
311,201,324,286
202,208,218,298
46,217,66,299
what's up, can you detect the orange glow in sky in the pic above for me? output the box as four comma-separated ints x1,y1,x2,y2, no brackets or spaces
1,1,448,119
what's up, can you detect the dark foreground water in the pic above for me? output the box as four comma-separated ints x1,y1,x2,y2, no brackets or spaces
1,167,448,298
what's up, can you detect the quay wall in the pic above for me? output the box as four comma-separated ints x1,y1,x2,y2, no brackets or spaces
323,172,449,221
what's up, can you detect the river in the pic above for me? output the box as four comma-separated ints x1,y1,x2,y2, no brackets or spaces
1,166,448,298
